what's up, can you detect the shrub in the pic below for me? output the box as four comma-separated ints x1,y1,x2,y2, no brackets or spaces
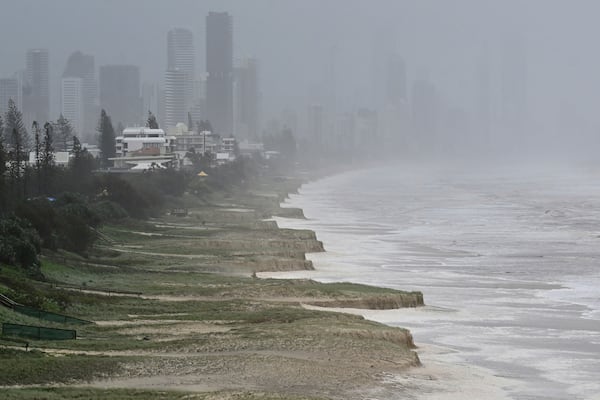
0,216,41,270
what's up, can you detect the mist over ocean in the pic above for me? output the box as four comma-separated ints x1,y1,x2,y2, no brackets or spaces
274,164,600,400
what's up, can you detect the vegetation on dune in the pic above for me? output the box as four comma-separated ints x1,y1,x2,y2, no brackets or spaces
0,103,423,399
0,348,126,386
1,388,326,400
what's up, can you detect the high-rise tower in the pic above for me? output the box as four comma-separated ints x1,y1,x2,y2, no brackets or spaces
61,77,84,136
164,69,190,130
167,28,195,78
206,12,233,135
63,51,98,140
234,58,259,140
24,49,49,125
164,28,194,129
99,65,141,130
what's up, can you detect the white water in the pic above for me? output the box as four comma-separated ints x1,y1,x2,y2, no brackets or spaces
268,165,600,400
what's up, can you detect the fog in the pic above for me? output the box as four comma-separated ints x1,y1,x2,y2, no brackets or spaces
2,0,600,161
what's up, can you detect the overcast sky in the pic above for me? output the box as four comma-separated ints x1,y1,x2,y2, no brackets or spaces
2,0,600,150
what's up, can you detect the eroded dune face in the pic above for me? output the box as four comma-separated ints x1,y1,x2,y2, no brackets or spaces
275,165,600,400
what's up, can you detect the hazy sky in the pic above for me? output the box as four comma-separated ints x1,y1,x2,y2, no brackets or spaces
2,0,600,147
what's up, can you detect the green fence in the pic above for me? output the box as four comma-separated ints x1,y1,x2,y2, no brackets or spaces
2,323,76,340
12,305,92,325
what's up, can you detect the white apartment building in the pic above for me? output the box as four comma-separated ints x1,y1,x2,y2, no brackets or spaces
112,127,177,170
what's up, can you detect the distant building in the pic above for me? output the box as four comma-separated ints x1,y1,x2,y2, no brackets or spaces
99,65,141,129
167,28,195,78
411,78,438,150
355,108,379,150
112,127,177,170
63,51,98,141
234,58,259,140
307,104,324,149
164,28,195,130
0,76,22,116
221,136,236,153
386,53,407,106
60,77,84,135
29,151,70,167
164,68,191,130
206,11,233,135
24,49,49,126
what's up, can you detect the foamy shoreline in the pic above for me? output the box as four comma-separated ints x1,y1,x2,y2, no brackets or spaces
260,264,517,399
258,206,518,399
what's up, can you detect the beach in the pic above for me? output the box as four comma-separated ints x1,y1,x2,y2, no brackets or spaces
263,164,600,400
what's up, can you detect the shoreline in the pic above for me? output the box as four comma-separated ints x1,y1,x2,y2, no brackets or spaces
260,173,519,400
1,171,426,400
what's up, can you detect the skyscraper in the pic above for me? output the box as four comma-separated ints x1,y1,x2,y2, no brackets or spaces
206,12,233,135
234,58,259,140
307,104,324,149
386,53,407,106
167,28,195,78
63,51,98,140
61,77,84,135
24,49,49,126
411,78,438,151
99,65,141,129
164,69,190,130
164,28,194,130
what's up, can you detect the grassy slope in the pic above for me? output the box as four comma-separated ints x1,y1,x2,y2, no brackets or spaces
0,175,423,399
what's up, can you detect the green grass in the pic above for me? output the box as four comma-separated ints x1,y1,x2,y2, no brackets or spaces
1,388,326,400
0,348,128,385
0,175,422,398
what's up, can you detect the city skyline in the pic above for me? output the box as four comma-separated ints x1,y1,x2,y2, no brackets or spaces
2,1,600,158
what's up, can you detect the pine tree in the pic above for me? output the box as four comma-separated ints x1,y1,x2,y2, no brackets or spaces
42,122,55,169
147,111,159,129
97,109,116,168
69,135,95,192
0,116,7,213
53,114,73,151
4,99,29,150
32,121,42,195
9,127,25,199
41,122,55,194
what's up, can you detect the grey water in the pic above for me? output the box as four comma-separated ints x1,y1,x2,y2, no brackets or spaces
276,164,600,400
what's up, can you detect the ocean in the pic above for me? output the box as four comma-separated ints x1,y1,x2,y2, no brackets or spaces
268,164,600,400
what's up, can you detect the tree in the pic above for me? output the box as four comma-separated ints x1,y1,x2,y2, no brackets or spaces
9,127,25,199
53,114,73,151
4,99,29,151
186,147,215,171
41,122,55,194
32,121,42,195
0,115,5,177
146,111,159,129
0,216,41,270
97,109,116,168
0,115,7,213
69,136,95,193
197,120,213,132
